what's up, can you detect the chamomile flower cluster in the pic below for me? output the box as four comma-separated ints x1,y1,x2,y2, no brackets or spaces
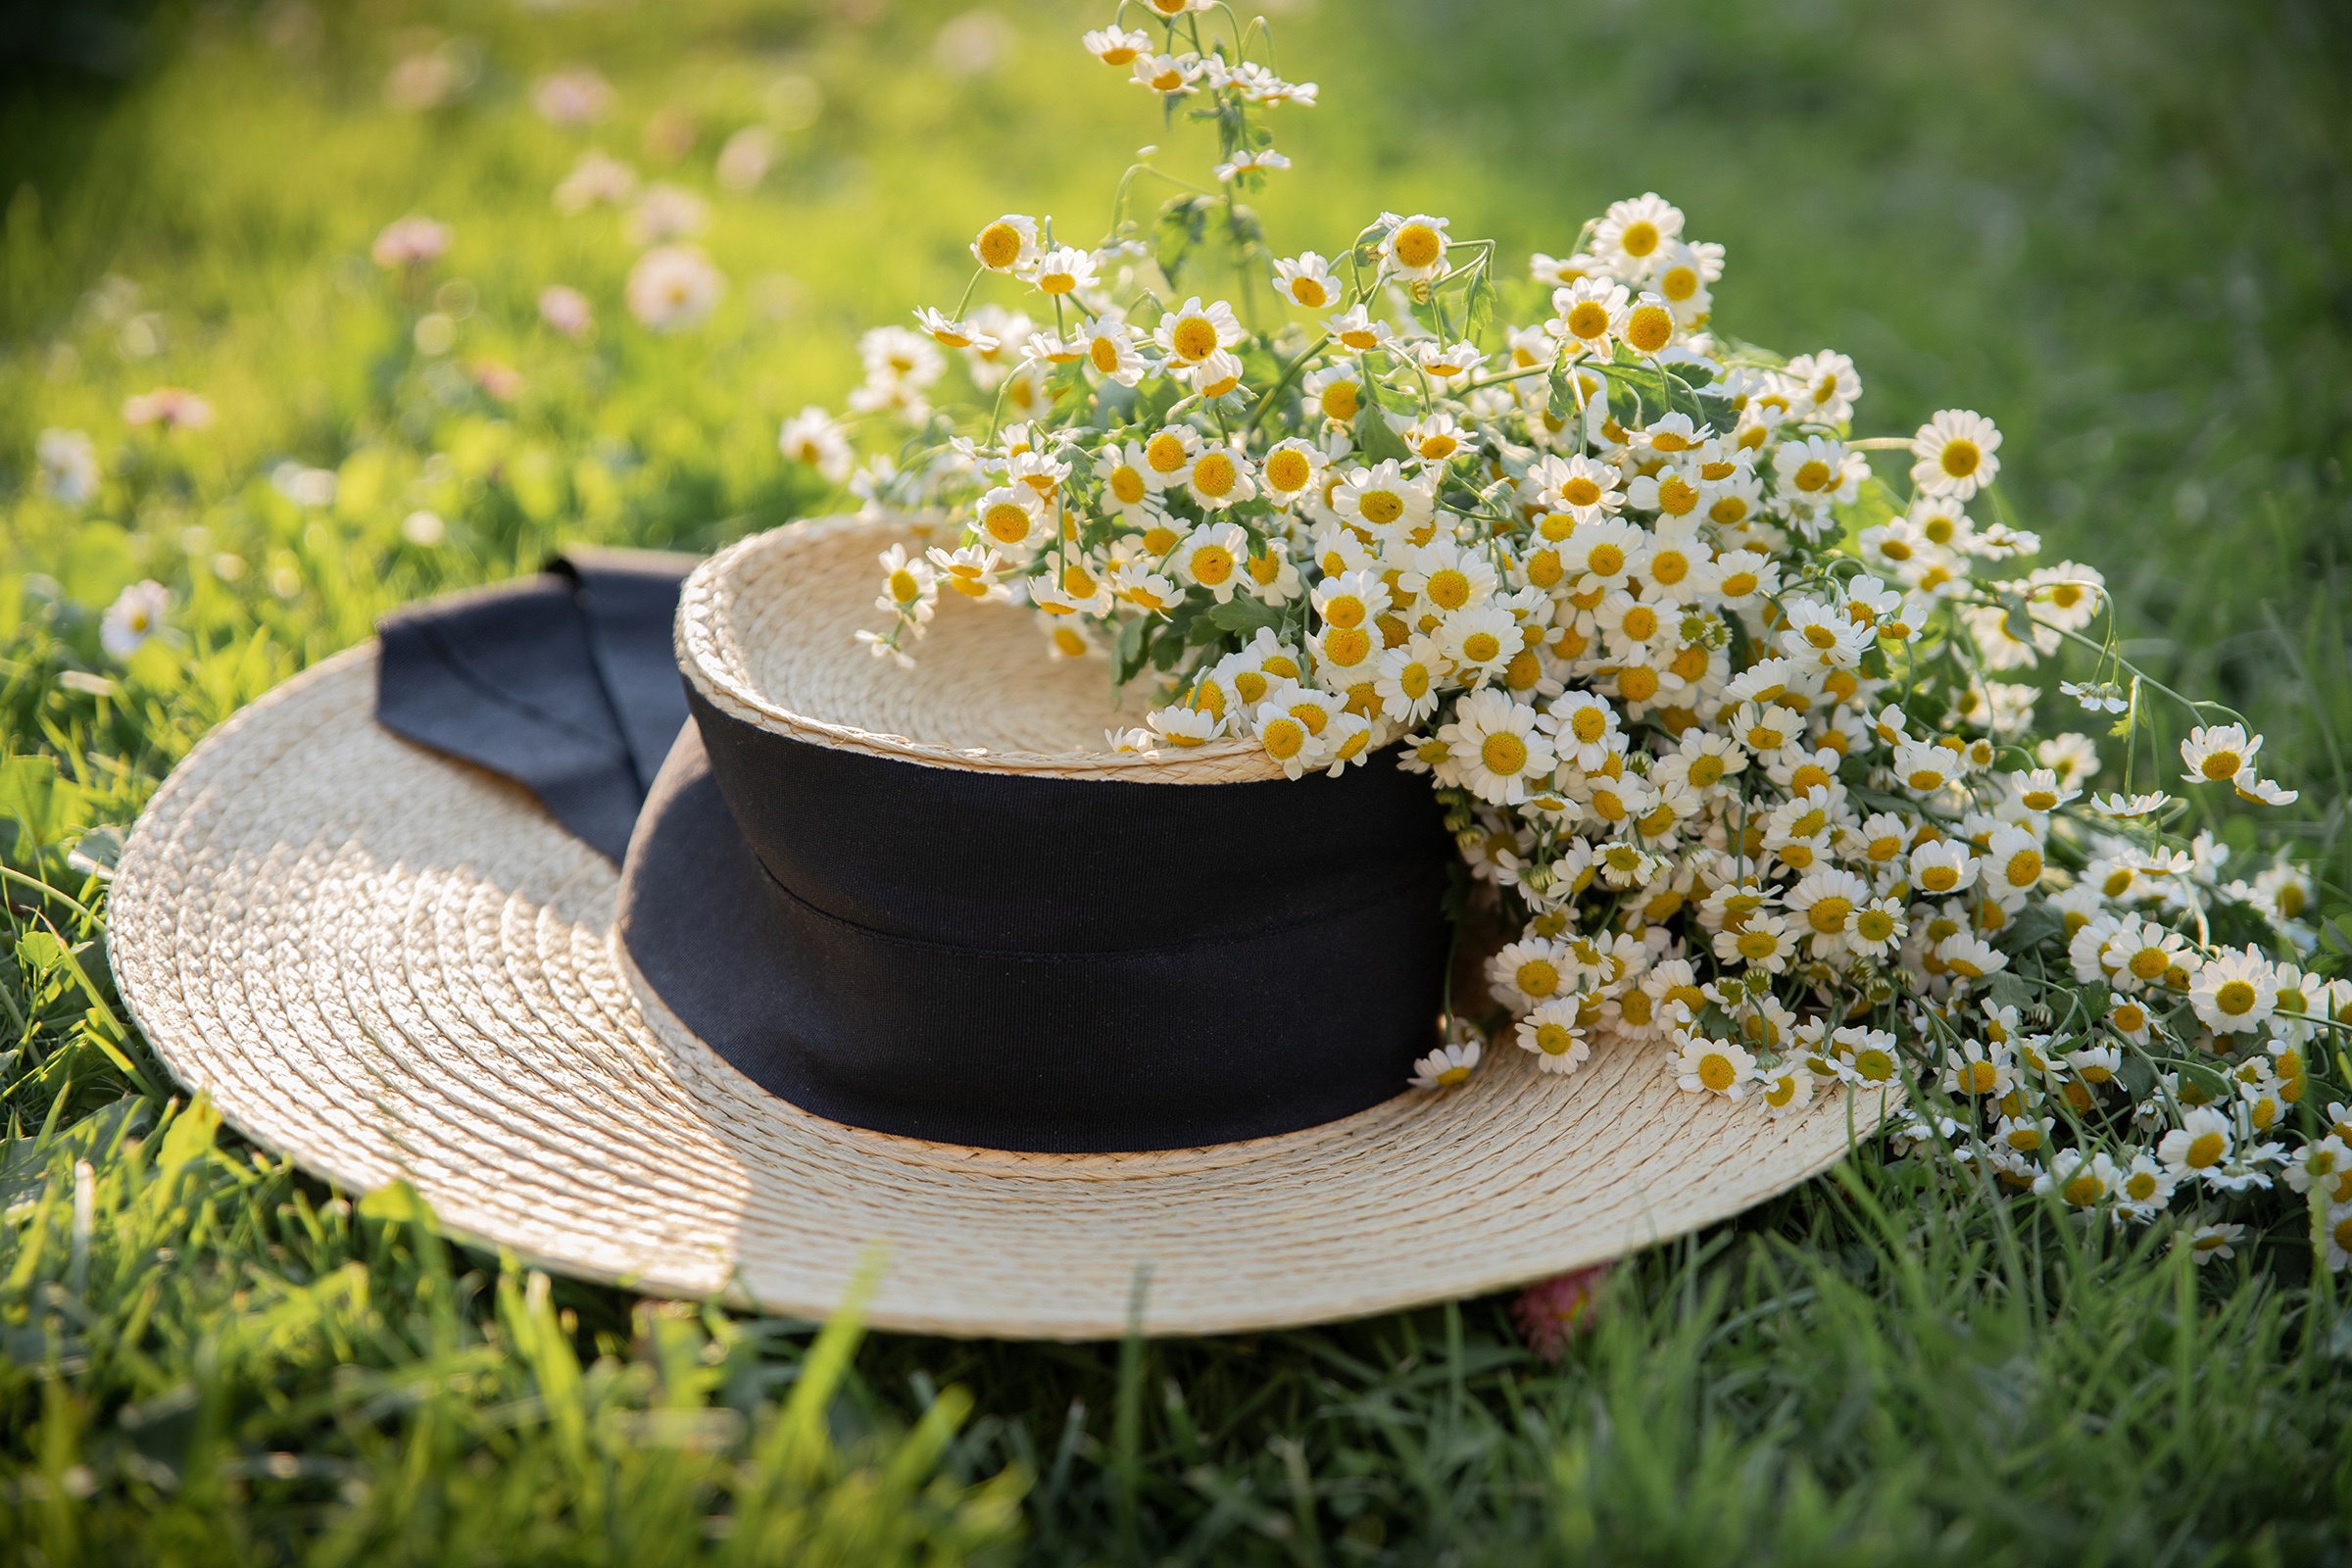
778,10,2346,1266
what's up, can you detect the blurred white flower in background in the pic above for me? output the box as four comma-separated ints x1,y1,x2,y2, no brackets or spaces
36,428,99,505
626,246,725,332
532,67,613,126
122,387,213,432
371,216,451,270
538,284,595,339
553,151,638,214
715,126,776,191
935,10,1014,77
624,184,708,247
270,462,338,509
101,580,171,662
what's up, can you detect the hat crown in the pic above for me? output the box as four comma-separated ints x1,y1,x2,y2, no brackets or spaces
680,516,1279,782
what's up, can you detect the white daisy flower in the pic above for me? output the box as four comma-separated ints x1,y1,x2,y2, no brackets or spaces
1439,605,1522,688
1180,445,1256,512
2185,1222,2244,1264
1545,276,1630,361
1375,212,1450,281
1030,246,1101,297
2188,947,2278,1034
1909,410,2002,500
1081,26,1152,66
1782,351,1862,424
973,484,1047,551
779,407,854,483
1323,305,1394,356
1271,252,1338,310
969,214,1041,273
36,428,100,505
1514,1002,1590,1075
1759,1061,1815,1116
1131,51,1205,95
1440,689,1556,807
928,544,1011,603
1374,635,1446,725
1591,192,1683,278
1331,460,1434,544
2180,723,2262,785
1213,148,1291,182
1258,437,1325,506
2159,1106,2235,1180
1409,1038,1481,1090
1153,296,1246,365
1169,522,1250,601
1672,1032,1755,1100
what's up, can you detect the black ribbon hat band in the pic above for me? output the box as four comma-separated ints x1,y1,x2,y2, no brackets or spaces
377,550,1452,1153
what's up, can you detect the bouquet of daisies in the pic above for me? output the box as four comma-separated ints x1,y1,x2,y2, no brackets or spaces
778,0,2348,1267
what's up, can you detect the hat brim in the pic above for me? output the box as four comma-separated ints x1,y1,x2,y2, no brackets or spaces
112,645,1889,1339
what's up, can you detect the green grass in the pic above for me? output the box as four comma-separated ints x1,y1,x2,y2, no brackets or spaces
4,0,2351,1560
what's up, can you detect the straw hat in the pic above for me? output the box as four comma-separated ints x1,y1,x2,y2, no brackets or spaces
110,515,1887,1339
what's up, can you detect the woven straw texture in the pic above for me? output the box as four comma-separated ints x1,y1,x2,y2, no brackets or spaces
682,515,1285,781
110,520,1889,1339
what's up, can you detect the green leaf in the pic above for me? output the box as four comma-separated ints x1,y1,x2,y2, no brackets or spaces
1353,401,1413,466
1113,615,1152,685
1205,597,1283,637
2000,592,2036,644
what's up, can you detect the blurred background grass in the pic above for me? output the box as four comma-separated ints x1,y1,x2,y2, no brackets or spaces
3,0,2351,1559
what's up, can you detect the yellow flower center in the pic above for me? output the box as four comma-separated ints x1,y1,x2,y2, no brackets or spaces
1320,382,1359,422
1535,1022,1577,1055
1483,731,1529,776
1323,627,1372,667
975,221,1024,270
1051,625,1087,657
1855,909,1895,943
1736,929,1779,961
1618,666,1658,703
1806,897,1853,935
2200,751,2241,780
1854,1049,1894,1082
1040,269,1079,296
1626,305,1673,354
1265,449,1311,493
1262,718,1305,760
1146,433,1190,473
2063,1171,2102,1206
1661,264,1697,301
1586,543,1625,578
1560,476,1602,510
1698,1053,1736,1092
1720,570,1758,598
1110,466,1148,505
2128,948,2170,982
1190,545,1235,585
1357,489,1405,527
1291,275,1329,308
1169,316,1220,362
1091,338,1122,374
1619,220,1659,258
2214,979,2258,1016
1939,439,1981,478
2185,1131,2225,1169
1191,453,1238,498
887,568,919,602
1517,958,1560,998
1424,567,1471,610
1620,606,1658,641
1566,302,1611,342
983,502,1032,544
1392,222,1443,270
1792,460,1832,493
1709,496,1750,525
2006,850,2042,888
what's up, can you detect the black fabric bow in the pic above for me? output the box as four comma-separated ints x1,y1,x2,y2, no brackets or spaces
374,549,699,862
